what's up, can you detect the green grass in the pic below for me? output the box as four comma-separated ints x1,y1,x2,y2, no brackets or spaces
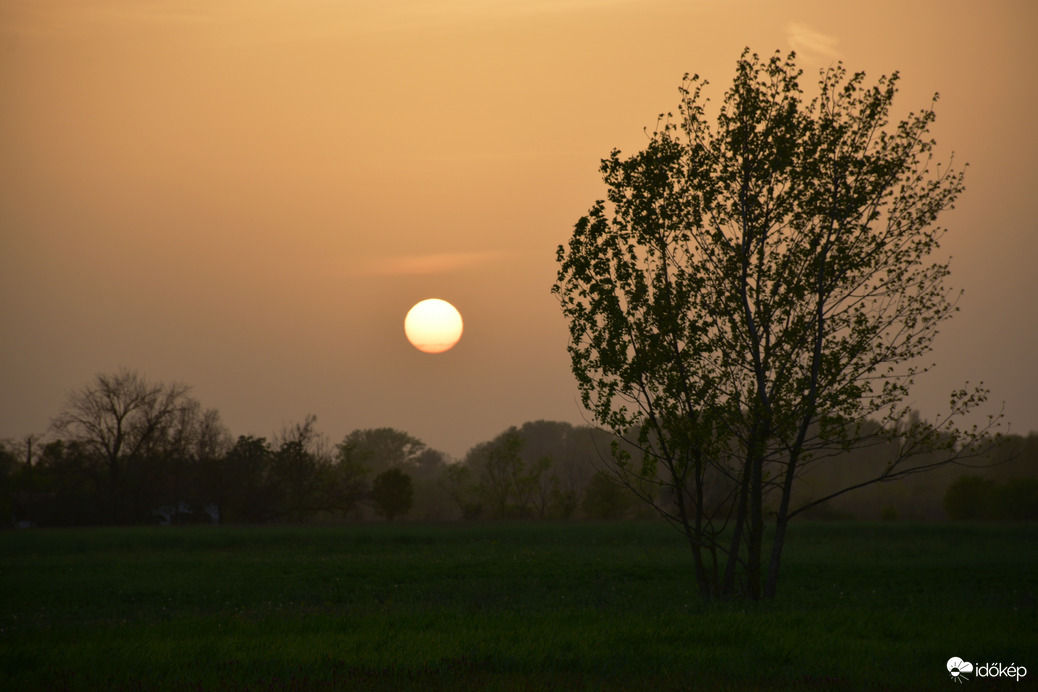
2,521,1035,690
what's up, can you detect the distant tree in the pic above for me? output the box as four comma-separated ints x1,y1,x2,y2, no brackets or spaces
269,414,335,522
50,369,223,523
328,439,371,519
978,432,1038,482
996,478,1038,520
469,432,522,518
467,428,554,519
510,421,599,519
152,401,231,521
944,475,1038,520
220,435,277,523
371,468,414,521
0,440,19,524
5,434,42,474
553,50,1000,599
407,446,446,477
440,462,482,520
582,471,636,520
339,428,426,473
52,370,192,484
464,424,598,520
337,428,454,519
0,434,42,503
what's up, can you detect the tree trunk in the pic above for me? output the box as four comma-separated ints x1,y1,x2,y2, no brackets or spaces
764,516,788,599
672,457,715,598
722,460,750,597
765,444,805,598
746,448,763,600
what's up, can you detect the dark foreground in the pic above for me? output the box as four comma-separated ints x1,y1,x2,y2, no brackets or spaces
1,521,1035,691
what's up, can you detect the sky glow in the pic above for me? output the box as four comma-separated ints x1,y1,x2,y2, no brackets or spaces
1,0,1035,457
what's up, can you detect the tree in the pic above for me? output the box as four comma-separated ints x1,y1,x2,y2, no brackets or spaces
582,470,636,520
338,428,452,519
468,430,524,518
269,416,326,522
220,435,278,523
440,462,483,520
465,428,556,519
339,428,426,474
0,439,19,525
0,434,42,520
553,50,1000,599
441,423,611,521
326,442,370,520
944,475,1038,520
50,369,221,522
153,401,231,521
52,370,193,485
268,414,365,522
371,468,414,521
509,420,600,519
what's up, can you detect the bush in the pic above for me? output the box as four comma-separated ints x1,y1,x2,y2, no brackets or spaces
371,469,413,521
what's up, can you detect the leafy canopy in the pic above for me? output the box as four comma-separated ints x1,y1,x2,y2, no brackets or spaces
553,49,997,599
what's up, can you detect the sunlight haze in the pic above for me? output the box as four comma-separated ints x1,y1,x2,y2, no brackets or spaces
2,0,1036,457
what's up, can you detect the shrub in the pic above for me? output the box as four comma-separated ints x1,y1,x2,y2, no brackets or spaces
371,468,414,521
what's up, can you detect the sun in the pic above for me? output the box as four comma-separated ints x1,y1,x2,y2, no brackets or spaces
404,299,463,353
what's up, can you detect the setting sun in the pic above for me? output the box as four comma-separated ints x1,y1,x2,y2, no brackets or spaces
404,299,463,353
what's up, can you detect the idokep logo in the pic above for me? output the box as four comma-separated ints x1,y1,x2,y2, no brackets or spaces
947,657,1028,683
947,658,973,683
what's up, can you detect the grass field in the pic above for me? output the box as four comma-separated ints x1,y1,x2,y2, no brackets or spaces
1,521,1035,691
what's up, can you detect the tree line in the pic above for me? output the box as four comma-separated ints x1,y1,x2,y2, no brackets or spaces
2,368,1035,528
0,370,639,527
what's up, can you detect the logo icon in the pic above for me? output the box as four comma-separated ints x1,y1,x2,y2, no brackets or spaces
947,657,973,683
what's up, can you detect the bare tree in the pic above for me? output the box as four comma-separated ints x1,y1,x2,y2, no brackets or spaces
52,369,194,485
50,369,230,523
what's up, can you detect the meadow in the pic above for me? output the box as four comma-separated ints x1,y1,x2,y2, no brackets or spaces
1,521,1035,691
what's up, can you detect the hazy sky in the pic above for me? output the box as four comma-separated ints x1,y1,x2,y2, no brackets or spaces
2,0,1036,458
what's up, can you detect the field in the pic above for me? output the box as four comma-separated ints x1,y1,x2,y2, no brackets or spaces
1,521,1035,691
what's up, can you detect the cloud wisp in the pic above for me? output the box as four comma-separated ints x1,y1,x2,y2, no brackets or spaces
785,22,841,64
354,250,510,276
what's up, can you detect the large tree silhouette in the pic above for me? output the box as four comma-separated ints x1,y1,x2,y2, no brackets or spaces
553,50,1000,599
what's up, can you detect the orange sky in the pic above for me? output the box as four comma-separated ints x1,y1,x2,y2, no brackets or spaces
2,0,1036,458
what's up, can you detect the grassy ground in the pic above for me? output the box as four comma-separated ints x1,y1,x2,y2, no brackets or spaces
1,521,1035,690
